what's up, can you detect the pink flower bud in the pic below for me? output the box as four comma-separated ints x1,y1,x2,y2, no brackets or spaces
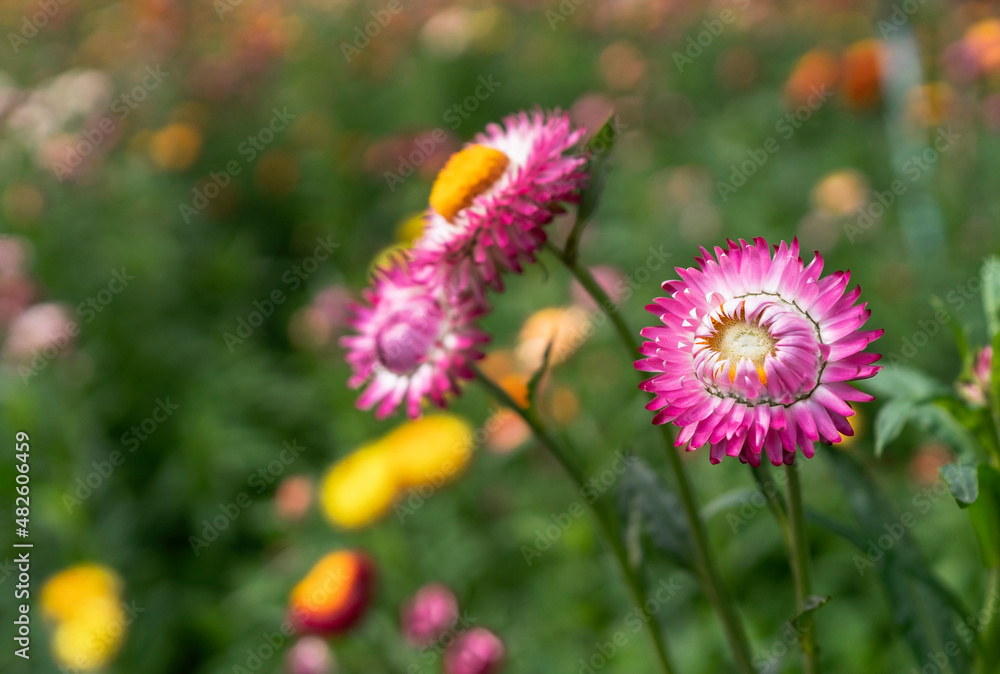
443,627,504,674
286,636,335,674
401,584,459,647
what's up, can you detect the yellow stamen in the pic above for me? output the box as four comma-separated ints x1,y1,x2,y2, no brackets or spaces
705,309,776,386
430,145,510,222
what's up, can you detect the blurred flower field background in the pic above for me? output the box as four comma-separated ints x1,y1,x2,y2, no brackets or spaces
1,0,1000,672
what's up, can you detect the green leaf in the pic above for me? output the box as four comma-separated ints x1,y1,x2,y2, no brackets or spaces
913,401,983,460
616,457,694,570
791,595,831,631
939,462,980,507
874,397,917,456
701,487,759,521
526,337,555,408
968,464,1000,568
821,451,975,673
981,256,1000,339
862,365,947,401
564,115,622,261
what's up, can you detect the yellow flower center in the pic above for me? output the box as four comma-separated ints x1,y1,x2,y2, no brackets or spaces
429,145,509,222
705,307,776,384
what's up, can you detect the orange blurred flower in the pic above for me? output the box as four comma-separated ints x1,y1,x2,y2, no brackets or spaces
288,551,374,635
785,50,840,108
148,123,202,170
841,40,883,110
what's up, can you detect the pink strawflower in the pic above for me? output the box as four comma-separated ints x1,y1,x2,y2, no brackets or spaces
341,260,489,419
400,583,460,647
412,109,587,301
443,627,504,674
636,238,882,466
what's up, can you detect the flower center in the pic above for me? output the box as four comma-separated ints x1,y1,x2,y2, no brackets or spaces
376,300,444,374
429,145,510,222
709,320,776,370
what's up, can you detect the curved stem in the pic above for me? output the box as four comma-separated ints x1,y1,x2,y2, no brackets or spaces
545,242,756,673
473,366,677,674
786,461,819,674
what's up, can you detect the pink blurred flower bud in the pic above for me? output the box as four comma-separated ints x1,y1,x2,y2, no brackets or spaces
959,345,993,407
401,584,459,647
286,636,335,674
443,627,504,674
2,302,74,364
275,475,314,522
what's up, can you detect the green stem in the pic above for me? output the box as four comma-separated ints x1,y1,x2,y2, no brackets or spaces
982,566,1000,671
786,461,819,674
750,464,792,544
545,242,756,674
472,366,677,674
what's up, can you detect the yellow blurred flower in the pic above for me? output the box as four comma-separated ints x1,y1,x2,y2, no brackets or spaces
319,414,476,529
905,82,954,128
516,306,591,371
41,564,126,671
320,444,398,529
965,19,1000,74
811,170,867,218
834,409,864,449
395,212,427,246
383,414,474,489
148,123,202,171
369,245,410,274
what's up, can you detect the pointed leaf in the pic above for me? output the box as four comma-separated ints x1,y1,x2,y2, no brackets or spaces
874,397,917,456
526,337,555,408
564,115,623,261
616,457,694,570
822,451,976,672
862,365,947,401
